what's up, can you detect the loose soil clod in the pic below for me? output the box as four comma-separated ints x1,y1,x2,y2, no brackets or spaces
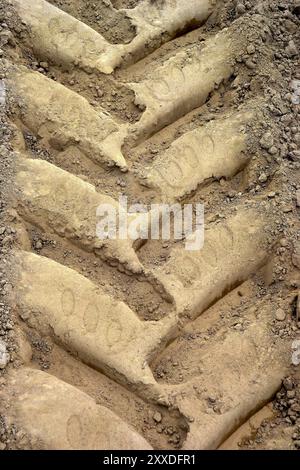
0,0,299,451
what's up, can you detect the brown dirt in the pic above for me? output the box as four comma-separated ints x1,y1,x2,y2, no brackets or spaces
111,0,141,9
0,0,299,451
48,0,137,44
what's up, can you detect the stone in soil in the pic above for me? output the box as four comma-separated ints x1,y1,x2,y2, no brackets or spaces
275,308,286,321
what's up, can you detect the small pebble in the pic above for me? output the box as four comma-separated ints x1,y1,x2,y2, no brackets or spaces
153,412,162,423
275,308,286,321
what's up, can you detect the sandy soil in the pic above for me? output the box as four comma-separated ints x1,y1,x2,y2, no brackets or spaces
0,0,299,451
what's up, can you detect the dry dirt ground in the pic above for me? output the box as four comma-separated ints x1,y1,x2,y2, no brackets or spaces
0,0,299,451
